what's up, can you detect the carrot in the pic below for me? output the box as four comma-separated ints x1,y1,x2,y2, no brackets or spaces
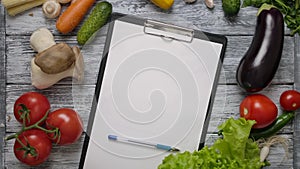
56,0,96,34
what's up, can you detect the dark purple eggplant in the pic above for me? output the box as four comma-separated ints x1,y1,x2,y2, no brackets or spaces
236,6,284,93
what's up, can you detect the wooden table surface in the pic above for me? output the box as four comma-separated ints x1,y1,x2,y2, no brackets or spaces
0,0,300,168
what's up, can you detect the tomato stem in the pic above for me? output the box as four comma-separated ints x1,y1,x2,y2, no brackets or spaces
16,137,27,149
5,110,59,141
18,104,31,127
243,108,249,116
15,137,38,158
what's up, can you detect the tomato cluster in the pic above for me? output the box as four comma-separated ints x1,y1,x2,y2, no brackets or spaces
240,90,300,129
7,92,83,166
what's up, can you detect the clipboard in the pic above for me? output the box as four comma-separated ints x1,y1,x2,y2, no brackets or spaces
79,13,227,169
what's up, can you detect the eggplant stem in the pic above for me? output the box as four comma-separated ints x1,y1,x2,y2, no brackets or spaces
257,3,275,16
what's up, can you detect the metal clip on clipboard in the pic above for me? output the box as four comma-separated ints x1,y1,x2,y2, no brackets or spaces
143,20,194,43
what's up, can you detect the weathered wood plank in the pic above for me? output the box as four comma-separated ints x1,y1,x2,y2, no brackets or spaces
4,0,292,36
1,0,299,168
0,4,5,169
294,35,300,168
5,84,295,168
4,133,294,168
5,35,295,85
6,84,295,134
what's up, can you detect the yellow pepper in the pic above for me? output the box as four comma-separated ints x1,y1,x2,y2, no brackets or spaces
150,0,174,10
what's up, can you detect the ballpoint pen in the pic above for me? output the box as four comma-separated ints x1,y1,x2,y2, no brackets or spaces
108,134,180,152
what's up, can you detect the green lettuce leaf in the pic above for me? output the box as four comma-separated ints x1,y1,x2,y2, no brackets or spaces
158,118,267,169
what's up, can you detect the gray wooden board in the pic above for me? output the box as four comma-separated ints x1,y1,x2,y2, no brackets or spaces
4,85,294,133
0,0,299,168
294,35,300,168
4,1,293,36
0,4,5,169
5,35,295,85
4,84,295,168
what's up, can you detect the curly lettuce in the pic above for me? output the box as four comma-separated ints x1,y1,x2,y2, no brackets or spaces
158,118,268,169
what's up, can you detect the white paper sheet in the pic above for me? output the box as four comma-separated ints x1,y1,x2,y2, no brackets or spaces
82,18,224,169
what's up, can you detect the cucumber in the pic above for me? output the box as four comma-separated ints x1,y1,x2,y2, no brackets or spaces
249,111,295,140
222,0,241,16
77,1,112,45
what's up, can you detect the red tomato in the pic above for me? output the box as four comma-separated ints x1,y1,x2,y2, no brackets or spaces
13,129,52,166
240,94,278,129
14,92,50,126
46,108,83,145
279,90,300,111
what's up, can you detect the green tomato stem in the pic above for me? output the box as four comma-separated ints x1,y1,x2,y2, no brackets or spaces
5,133,18,141
15,137,38,158
15,137,27,150
17,104,31,127
4,110,59,141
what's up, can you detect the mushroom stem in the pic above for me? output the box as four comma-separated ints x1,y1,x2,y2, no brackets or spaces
71,46,84,83
30,28,56,53
31,46,84,89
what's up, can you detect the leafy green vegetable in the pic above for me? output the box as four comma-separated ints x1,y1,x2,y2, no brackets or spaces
242,0,300,36
158,118,268,169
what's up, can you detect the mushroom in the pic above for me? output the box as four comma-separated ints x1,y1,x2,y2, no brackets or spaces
34,43,76,74
42,0,61,19
31,46,84,89
30,27,56,53
30,27,84,89
205,0,215,9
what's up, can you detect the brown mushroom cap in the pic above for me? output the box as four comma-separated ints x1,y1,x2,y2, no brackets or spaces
35,43,76,74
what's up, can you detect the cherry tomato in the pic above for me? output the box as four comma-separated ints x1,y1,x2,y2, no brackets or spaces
46,108,83,145
240,94,278,129
13,129,52,166
279,90,300,111
14,92,50,126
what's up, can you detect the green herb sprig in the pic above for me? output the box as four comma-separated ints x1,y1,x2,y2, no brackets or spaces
243,0,300,36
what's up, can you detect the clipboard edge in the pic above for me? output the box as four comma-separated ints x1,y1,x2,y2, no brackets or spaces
78,12,228,168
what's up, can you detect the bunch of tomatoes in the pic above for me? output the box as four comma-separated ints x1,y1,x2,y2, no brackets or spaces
239,90,300,132
5,92,83,166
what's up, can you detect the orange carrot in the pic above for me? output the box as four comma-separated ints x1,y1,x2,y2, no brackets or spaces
56,0,96,34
